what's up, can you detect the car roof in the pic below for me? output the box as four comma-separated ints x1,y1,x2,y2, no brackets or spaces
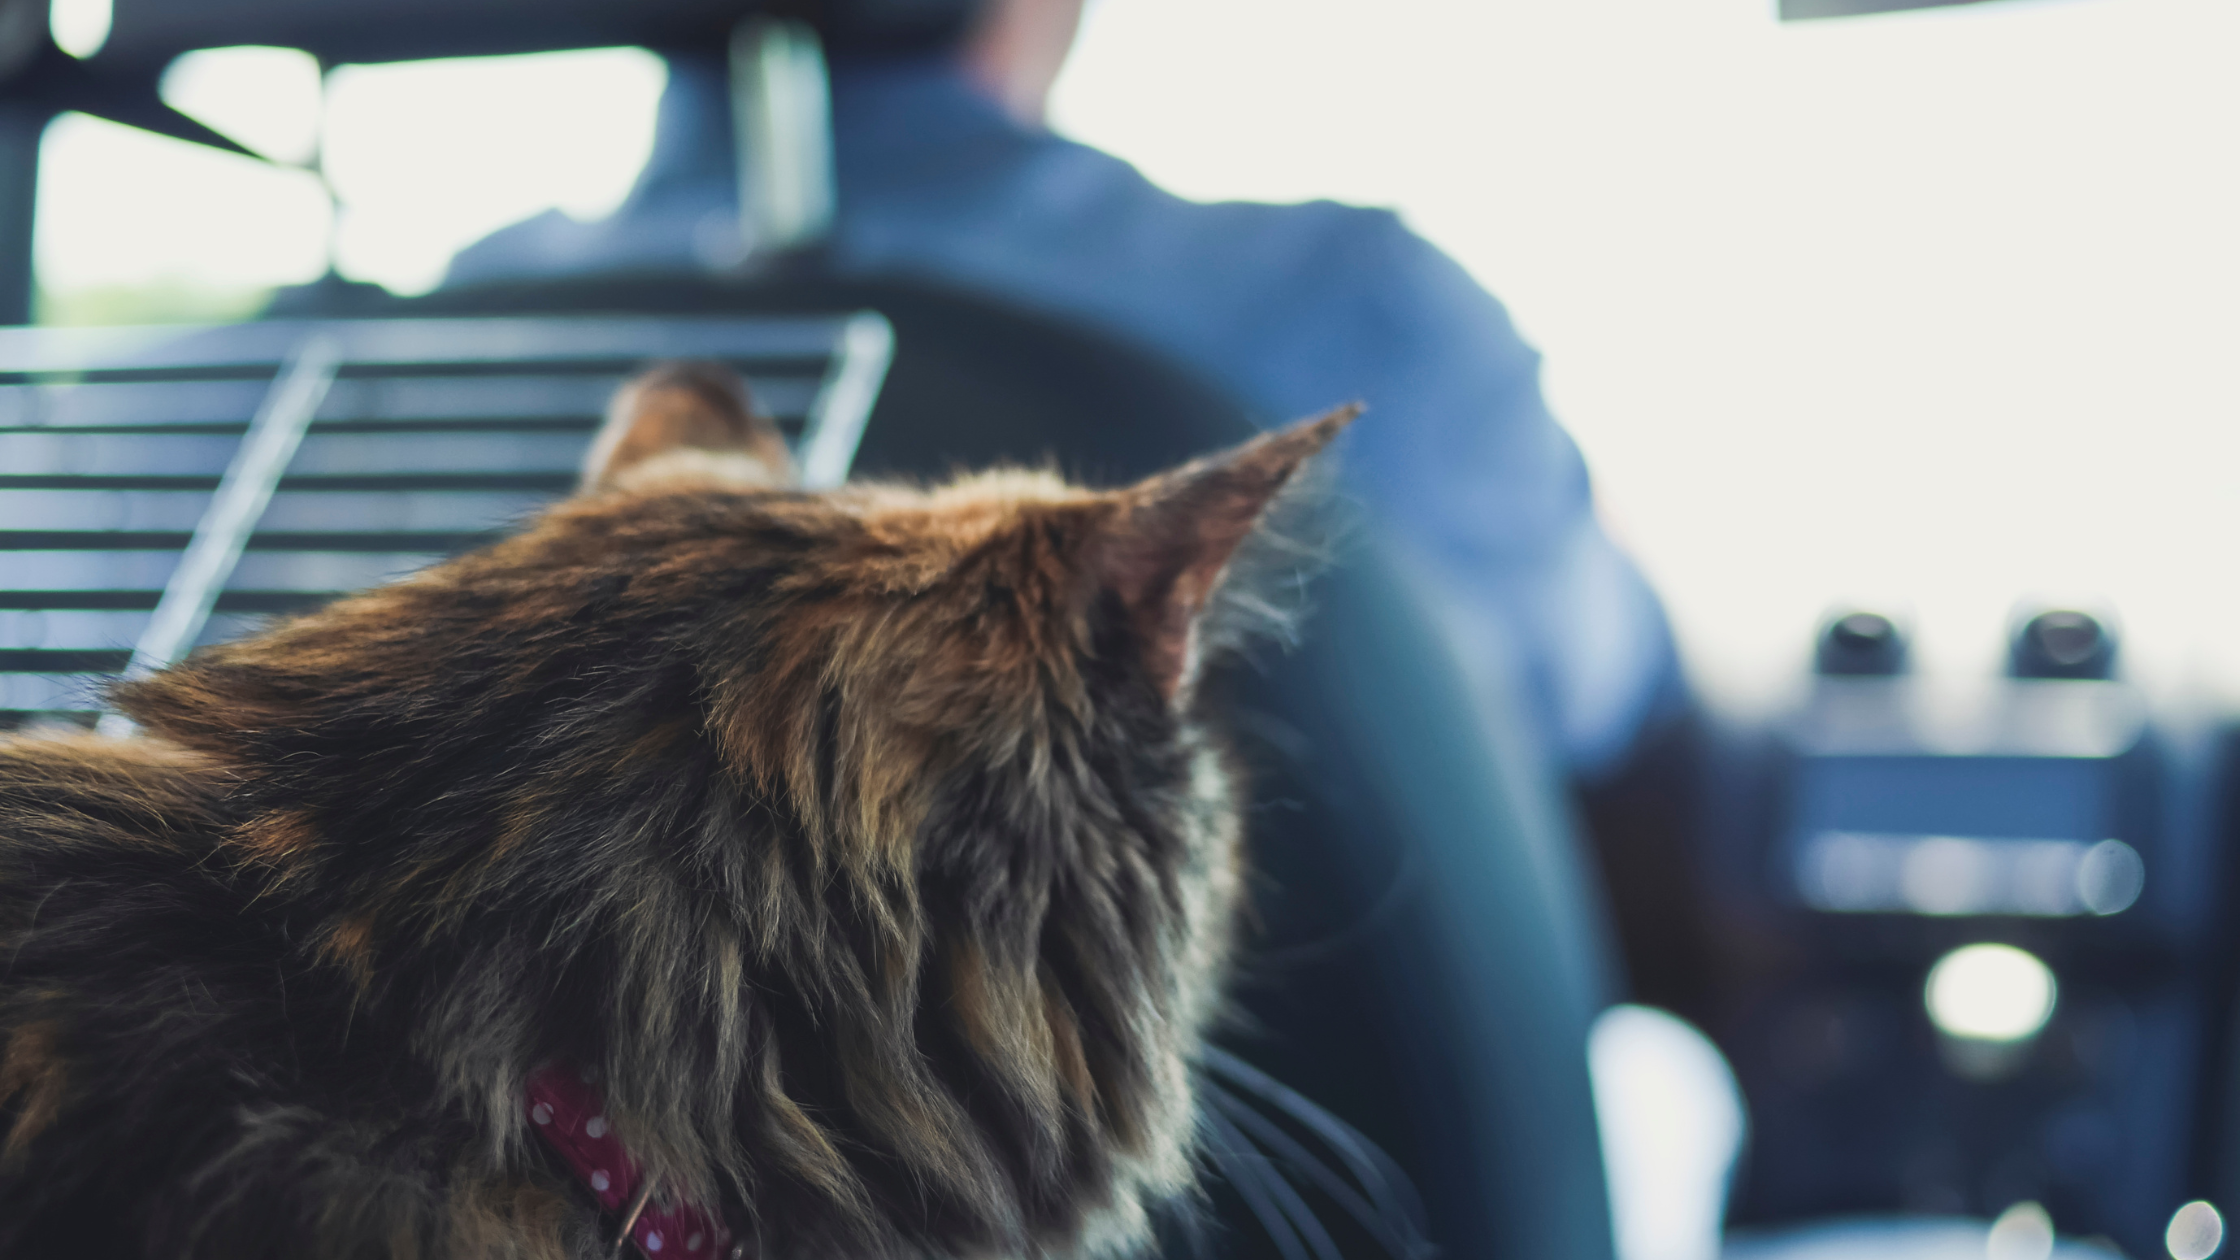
93,0,977,70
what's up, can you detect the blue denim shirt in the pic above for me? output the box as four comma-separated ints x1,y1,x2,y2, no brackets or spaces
447,53,1679,775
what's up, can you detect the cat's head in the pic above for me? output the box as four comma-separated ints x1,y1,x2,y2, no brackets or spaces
117,364,1353,1258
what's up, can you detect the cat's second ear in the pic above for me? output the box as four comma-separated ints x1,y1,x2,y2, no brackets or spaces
1099,406,1358,703
581,361,796,493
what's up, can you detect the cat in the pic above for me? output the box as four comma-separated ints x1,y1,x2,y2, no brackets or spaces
0,361,1353,1260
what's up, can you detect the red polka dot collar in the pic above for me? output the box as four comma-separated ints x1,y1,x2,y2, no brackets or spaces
527,1063,735,1258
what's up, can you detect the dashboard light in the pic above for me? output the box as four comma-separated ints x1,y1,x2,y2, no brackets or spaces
2078,839,2146,916
1925,943,2056,1042
1798,832,2143,918
1988,1201,2054,1260
2167,1201,2223,1260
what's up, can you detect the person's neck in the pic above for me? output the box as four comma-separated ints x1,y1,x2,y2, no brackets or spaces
958,20,1070,128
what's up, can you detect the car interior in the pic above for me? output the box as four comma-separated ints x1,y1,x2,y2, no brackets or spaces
1,1,2232,1259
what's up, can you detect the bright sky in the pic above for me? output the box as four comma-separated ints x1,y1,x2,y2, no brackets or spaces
30,0,2240,709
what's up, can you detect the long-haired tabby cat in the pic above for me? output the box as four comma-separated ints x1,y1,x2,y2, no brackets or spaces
0,362,1353,1260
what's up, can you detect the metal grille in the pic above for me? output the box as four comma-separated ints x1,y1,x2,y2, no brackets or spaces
0,312,893,726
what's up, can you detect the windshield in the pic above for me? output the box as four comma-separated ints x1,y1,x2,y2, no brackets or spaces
1055,0,2238,708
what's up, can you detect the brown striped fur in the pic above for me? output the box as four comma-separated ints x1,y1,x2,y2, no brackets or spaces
0,365,1352,1259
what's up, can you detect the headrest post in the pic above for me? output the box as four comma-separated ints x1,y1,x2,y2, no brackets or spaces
728,16,835,263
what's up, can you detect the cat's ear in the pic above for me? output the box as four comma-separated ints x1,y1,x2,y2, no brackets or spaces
1099,405,1359,703
581,361,795,493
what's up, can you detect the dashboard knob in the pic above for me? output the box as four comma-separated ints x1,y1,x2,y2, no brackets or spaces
2011,609,2116,680
1816,611,1908,676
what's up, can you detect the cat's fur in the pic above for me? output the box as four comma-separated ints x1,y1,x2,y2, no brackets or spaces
0,364,1352,1260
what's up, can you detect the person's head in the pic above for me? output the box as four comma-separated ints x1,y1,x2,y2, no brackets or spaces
958,0,1086,126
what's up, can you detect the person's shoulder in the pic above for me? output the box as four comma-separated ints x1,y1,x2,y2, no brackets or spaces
1158,193,1484,302
1200,197,1418,266
1069,158,1405,250
1163,194,1525,350
947,127,1543,389
1043,158,1449,296
1029,130,1384,228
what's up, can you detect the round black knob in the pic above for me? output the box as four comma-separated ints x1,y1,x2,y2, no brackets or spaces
2011,609,2116,680
1816,611,1908,676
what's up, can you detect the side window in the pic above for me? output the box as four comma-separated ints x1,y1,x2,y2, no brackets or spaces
321,50,665,295
34,110,328,326
33,45,665,324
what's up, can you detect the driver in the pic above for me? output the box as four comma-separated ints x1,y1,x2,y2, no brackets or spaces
446,0,1682,779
